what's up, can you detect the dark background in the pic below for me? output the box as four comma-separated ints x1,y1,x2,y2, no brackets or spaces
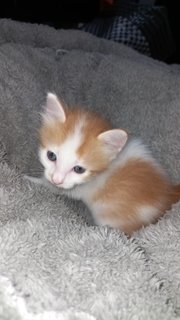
156,0,180,63
0,0,179,63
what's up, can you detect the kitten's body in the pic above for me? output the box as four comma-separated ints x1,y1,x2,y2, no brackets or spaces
36,93,180,235
68,139,179,234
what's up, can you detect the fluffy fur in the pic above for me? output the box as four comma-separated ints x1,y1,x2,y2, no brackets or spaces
38,93,180,235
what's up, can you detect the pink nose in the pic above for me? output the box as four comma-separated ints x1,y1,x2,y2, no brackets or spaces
52,175,64,185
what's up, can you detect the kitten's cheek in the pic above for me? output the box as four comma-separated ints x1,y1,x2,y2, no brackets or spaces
83,172,92,182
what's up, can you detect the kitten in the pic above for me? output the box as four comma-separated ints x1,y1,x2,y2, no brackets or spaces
37,92,180,235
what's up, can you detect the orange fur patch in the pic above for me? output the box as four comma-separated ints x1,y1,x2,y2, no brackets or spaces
93,159,173,234
77,112,112,173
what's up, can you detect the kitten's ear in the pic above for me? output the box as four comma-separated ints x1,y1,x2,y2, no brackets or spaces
42,92,66,123
98,129,128,159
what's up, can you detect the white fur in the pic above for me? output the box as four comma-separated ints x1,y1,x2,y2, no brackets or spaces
116,139,154,168
138,205,159,223
94,215,125,229
89,201,126,229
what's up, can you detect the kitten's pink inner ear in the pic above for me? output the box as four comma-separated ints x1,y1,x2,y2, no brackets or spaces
43,92,66,123
98,129,128,154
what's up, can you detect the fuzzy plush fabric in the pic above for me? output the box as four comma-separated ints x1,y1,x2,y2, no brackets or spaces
0,19,180,320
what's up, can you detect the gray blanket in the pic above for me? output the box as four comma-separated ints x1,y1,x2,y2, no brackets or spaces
0,18,180,320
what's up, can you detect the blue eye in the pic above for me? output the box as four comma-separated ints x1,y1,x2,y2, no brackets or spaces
47,151,57,161
73,166,86,174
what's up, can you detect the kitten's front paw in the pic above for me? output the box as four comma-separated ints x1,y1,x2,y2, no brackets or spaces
23,175,44,185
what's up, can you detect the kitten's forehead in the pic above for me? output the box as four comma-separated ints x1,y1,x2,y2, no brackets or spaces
59,122,84,163
48,120,85,172
39,109,86,147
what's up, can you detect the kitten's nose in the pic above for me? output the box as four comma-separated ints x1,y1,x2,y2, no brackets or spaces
52,175,64,185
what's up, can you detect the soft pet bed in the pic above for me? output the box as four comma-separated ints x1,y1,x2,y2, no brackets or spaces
0,18,180,320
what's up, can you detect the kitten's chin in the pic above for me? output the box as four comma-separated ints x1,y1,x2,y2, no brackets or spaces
58,184,74,190
50,181,76,190
45,179,74,190
56,181,87,190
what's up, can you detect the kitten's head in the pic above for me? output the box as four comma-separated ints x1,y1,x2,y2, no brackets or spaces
38,93,128,189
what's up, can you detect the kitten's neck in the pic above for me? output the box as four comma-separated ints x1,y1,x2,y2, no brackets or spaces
68,167,111,202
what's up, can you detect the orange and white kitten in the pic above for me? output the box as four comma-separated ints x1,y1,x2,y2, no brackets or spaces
37,92,180,235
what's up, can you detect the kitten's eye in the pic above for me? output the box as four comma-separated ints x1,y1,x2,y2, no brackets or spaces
47,151,57,161
73,166,86,174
